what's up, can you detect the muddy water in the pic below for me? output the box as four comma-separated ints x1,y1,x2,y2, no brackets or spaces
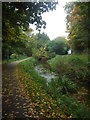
34,65,58,85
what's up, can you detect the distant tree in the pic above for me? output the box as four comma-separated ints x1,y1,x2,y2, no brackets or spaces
47,37,68,55
37,32,50,49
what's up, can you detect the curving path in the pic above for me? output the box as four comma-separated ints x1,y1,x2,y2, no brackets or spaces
2,58,31,119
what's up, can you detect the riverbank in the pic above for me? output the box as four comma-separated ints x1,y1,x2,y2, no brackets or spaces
16,58,66,118
16,55,90,118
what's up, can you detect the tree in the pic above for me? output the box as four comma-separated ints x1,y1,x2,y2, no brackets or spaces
2,2,58,31
47,37,68,55
2,2,58,59
65,2,89,53
37,32,50,49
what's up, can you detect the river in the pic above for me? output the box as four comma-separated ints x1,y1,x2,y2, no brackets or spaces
34,65,58,85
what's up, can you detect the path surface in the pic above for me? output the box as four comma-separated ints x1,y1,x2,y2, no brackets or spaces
2,58,31,119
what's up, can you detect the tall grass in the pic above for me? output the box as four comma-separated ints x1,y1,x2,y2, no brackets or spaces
19,58,47,90
48,54,89,84
17,56,90,118
48,54,88,69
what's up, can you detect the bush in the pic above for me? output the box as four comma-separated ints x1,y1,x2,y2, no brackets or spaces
55,60,68,75
18,57,90,119
46,76,77,100
69,57,85,66
48,54,88,83
60,95,90,118
10,53,18,59
48,52,56,59
19,58,47,89
47,78,59,98
32,47,49,61
32,48,41,60
57,76,77,94
66,66,88,83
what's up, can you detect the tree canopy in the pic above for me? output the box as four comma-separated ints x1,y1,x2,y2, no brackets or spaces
47,37,68,55
64,2,89,53
37,32,50,49
2,2,58,59
3,2,58,30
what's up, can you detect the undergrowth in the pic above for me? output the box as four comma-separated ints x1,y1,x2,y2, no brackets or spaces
17,57,90,119
2,55,28,64
48,54,89,84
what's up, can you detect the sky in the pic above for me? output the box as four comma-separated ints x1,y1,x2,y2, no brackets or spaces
41,2,68,40
30,1,68,40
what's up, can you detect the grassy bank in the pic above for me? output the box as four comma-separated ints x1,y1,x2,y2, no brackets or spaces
48,54,89,84
16,56,90,118
48,54,89,102
48,54,88,66
17,58,66,118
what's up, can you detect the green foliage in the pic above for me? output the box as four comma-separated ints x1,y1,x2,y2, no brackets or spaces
3,2,57,31
19,58,47,90
48,54,88,67
32,44,49,60
31,32,50,60
65,2,88,53
18,57,90,118
55,60,68,75
60,95,90,118
39,44,49,58
69,57,85,66
32,48,41,60
37,32,50,49
2,55,28,64
2,25,31,59
47,76,77,99
48,54,89,83
47,37,68,56
58,76,77,94
17,59,66,118
48,52,56,59
10,53,18,59
2,2,57,60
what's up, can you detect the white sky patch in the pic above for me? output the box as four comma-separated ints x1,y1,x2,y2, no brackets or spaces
29,1,68,40
41,2,67,40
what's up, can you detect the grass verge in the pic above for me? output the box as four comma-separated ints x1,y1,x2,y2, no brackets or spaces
48,54,89,84
16,57,90,118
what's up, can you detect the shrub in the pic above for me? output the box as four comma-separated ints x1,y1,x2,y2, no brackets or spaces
69,57,85,66
18,57,89,119
48,52,56,59
32,47,49,61
19,58,47,90
57,76,77,94
10,53,18,59
47,78,59,98
49,55,88,83
60,95,90,118
32,48,41,60
67,66,88,83
55,60,68,75
46,76,77,101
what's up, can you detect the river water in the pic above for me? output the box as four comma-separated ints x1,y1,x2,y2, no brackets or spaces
34,65,57,85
